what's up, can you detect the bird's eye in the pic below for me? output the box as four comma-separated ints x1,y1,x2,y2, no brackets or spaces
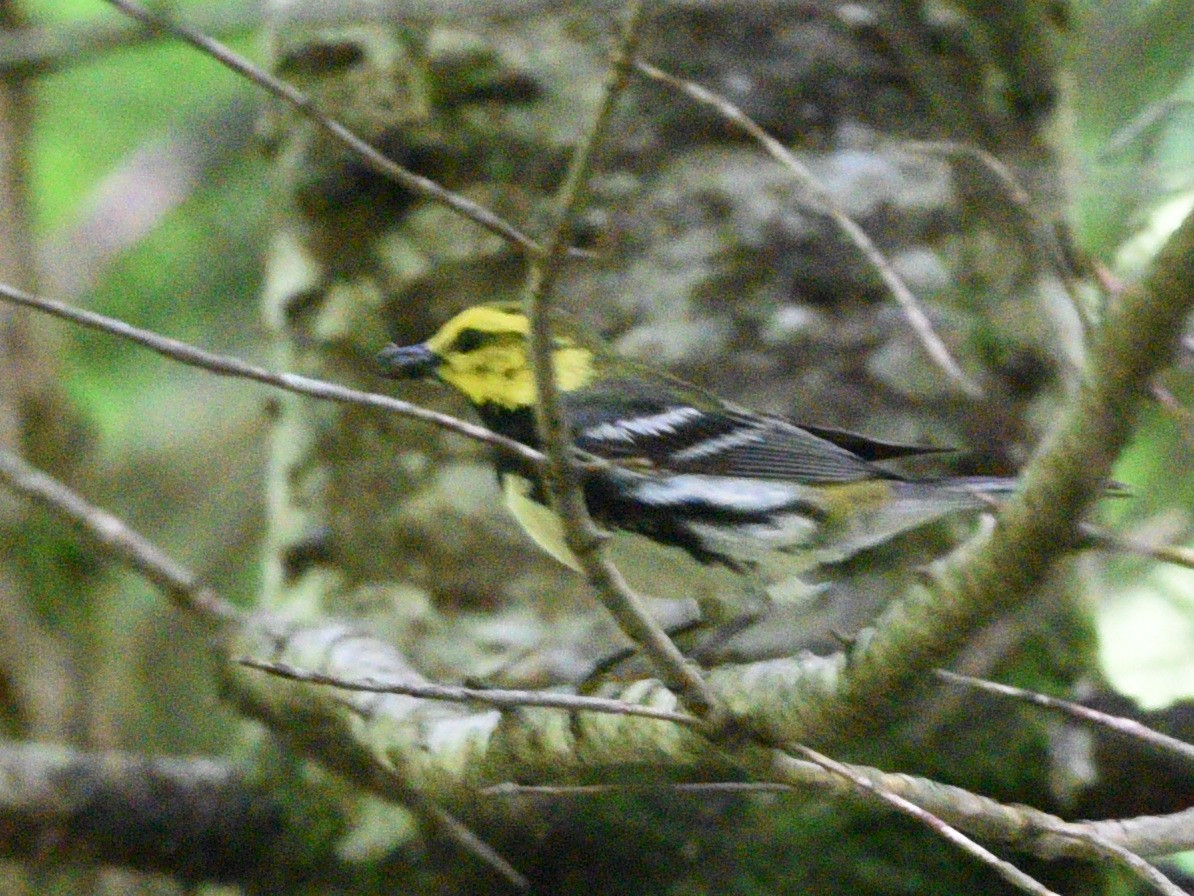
453,328,486,353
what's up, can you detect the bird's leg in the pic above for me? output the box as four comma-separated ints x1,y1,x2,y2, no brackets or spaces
686,560,770,663
577,615,706,693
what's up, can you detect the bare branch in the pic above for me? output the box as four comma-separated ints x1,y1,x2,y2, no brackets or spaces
216,614,1194,892
1080,808,1194,860
483,781,793,797
775,747,1063,896
937,669,1194,764
412,797,529,892
241,657,699,726
1149,383,1194,451
775,206,1194,745
99,0,548,256
492,753,1192,892
1082,523,1194,573
0,447,238,625
520,2,720,718
1102,97,1194,159
904,139,1094,335
2,1,568,74
1048,827,1188,896
0,740,287,884
225,618,716,803
1,4,252,74
766,750,1189,895
0,457,527,887
633,60,982,398
0,281,542,468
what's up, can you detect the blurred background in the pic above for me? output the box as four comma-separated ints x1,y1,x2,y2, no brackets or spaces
2,1,1194,893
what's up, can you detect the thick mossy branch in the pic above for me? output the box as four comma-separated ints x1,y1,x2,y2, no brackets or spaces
780,209,1194,745
0,741,289,884
225,612,1194,872
225,614,720,808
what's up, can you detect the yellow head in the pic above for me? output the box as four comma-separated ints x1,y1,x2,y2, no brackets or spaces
377,302,598,409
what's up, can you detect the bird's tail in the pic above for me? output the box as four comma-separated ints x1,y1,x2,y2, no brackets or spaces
804,477,1011,567
935,475,1130,499
938,475,1019,498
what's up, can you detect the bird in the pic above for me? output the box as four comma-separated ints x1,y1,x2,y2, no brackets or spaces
376,301,1017,612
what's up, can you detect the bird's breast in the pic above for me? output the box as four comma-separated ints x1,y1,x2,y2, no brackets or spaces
500,472,774,608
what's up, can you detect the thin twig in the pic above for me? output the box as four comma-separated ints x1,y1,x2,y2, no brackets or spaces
1081,807,1194,861
240,658,699,726
521,2,720,717
1150,383,1194,451
0,448,239,625
904,139,1094,335
774,743,1189,895
634,60,981,398
2,1,564,74
1081,523,1194,572
0,448,529,888
1101,98,1194,159
491,767,1189,893
99,0,547,256
776,747,1063,896
1049,827,1188,896
2,2,261,74
413,797,530,891
0,282,542,468
937,670,1194,764
484,781,792,797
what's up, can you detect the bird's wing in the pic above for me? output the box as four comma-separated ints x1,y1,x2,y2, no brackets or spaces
566,379,926,483
796,424,952,463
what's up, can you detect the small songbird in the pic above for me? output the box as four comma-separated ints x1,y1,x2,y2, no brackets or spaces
377,302,1016,609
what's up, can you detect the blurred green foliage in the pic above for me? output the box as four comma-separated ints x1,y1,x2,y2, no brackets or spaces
1067,0,1194,258
13,1,273,767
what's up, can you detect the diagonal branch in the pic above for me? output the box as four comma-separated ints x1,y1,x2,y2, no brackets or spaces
774,206,1194,745
99,0,547,256
0,282,542,468
756,751,1186,896
775,748,1063,896
4,1,562,74
1081,522,1194,572
0,447,238,626
937,669,1194,764
0,448,528,886
904,139,1093,336
633,60,981,398
520,1,719,718
6,436,1188,889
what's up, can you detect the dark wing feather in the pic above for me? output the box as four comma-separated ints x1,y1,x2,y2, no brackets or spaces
661,411,901,482
797,423,953,462
564,377,908,484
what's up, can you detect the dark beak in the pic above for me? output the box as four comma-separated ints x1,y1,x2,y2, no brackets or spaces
376,342,439,380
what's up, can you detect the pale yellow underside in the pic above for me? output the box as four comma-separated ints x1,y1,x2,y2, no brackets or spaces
502,473,584,572
500,473,756,610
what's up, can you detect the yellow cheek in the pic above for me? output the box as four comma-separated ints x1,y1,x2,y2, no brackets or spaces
440,362,535,407
440,346,594,408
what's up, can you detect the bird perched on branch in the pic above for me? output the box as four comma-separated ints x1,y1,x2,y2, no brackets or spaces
377,302,1016,611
